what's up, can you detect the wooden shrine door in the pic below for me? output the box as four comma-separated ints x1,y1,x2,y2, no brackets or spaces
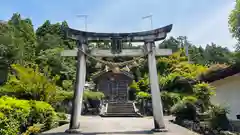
107,80,128,102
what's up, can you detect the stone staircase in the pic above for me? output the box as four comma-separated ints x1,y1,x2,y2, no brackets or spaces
100,102,142,117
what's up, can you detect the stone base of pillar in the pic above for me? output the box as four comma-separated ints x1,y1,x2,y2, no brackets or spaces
151,119,168,132
151,128,168,132
65,128,82,134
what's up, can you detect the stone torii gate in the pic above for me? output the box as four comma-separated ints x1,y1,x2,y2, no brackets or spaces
61,24,173,133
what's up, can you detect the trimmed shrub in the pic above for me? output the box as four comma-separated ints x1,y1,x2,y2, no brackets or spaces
51,90,73,112
209,105,230,131
136,76,150,92
0,113,20,135
83,90,105,100
182,96,198,103
159,72,195,94
161,92,181,114
0,96,31,134
0,96,57,135
136,91,151,101
56,112,67,120
193,83,215,111
29,100,58,130
171,99,198,124
62,80,73,91
22,124,43,135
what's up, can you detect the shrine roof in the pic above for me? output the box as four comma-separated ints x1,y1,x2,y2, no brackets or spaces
92,70,134,81
198,62,240,83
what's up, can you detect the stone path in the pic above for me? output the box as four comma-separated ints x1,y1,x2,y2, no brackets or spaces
41,116,198,135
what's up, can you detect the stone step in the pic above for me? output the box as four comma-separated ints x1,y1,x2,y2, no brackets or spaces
107,110,135,113
108,107,134,110
100,102,142,117
108,104,133,107
107,105,134,109
107,102,137,115
108,103,133,105
108,106,133,108
108,105,133,107
108,107,133,110
107,108,134,112
102,113,142,117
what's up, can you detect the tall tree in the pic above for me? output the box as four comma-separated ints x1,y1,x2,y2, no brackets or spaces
229,0,240,40
7,13,37,63
159,36,180,52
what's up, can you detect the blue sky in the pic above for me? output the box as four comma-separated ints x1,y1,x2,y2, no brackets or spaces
0,0,237,50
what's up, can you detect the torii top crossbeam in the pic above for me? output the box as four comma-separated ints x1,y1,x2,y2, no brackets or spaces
65,24,173,42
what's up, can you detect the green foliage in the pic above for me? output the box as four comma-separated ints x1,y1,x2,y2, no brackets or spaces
29,100,58,130
0,96,57,135
159,36,180,52
56,112,67,120
170,99,198,123
182,96,198,103
83,90,105,100
7,13,37,63
0,63,104,113
193,83,215,110
228,0,240,40
0,116,20,135
0,96,30,134
0,64,61,103
129,80,140,91
135,49,215,116
159,37,234,65
158,51,207,93
202,44,234,65
22,124,43,135
159,72,195,94
136,91,151,100
36,47,76,79
62,80,73,91
159,72,193,93
55,90,73,102
161,92,181,113
136,75,149,92
0,12,237,133
171,62,207,78
209,105,230,131
0,22,24,64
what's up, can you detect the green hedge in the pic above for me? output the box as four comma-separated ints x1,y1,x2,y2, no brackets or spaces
170,97,198,123
0,96,58,135
83,90,105,100
161,92,181,114
51,90,105,112
0,87,105,113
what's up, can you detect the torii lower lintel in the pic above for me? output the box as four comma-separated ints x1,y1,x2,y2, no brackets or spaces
61,48,172,57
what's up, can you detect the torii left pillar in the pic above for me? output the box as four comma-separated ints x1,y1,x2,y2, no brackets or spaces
65,40,86,134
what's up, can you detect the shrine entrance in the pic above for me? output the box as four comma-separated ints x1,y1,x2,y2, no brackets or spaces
92,69,133,103
61,24,173,133
108,80,129,102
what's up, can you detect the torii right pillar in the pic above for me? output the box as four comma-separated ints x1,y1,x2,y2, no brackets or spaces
146,41,167,132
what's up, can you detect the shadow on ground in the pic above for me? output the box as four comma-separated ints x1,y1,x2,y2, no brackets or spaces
42,130,154,135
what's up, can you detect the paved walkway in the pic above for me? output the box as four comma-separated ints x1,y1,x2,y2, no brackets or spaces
41,116,198,135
